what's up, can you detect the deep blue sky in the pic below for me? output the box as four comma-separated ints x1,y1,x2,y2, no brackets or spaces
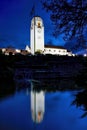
0,0,65,49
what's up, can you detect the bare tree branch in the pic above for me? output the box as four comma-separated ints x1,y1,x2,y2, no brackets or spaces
41,0,87,40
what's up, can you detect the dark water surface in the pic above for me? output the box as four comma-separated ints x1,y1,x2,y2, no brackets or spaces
0,80,87,130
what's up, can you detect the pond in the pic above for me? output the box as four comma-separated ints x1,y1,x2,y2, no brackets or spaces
0,80,87,130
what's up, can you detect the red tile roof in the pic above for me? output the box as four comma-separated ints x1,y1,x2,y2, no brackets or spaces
45,45,66,50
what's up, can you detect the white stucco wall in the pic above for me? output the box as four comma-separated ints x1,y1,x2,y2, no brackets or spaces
15,49,21,53
44,47,68,55
2,48,6,53
25,45,31,52
30,17,44,54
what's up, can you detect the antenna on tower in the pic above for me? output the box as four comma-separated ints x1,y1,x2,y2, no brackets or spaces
30,4,35,18
30,2,36,54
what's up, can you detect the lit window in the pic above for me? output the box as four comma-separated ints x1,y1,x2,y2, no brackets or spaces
38,22,41,28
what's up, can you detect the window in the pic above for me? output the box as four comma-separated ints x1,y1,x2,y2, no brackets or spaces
38,22,41,28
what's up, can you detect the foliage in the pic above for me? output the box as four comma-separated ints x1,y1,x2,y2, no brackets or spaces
41,0,87,40
35,49,43,54
0,49,2,55
72,90,87,118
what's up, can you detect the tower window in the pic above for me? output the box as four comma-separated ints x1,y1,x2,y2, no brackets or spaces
38,22,41,28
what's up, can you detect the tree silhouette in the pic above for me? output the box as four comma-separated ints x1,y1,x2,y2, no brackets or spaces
41,0,87,40
72,90,87,118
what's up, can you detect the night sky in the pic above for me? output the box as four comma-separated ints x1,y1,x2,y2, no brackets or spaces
0,0,65,49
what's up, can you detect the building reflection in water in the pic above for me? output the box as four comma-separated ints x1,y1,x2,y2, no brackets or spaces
30,81,45,123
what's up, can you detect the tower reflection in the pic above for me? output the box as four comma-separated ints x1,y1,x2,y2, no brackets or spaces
31,81,45,123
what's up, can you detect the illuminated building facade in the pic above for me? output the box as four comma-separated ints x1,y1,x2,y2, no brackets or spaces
30,17,44,54
30,16,73,56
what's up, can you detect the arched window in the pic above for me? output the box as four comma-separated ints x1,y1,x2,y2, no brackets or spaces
38,22,41,28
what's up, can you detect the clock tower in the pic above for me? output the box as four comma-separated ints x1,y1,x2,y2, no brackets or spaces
30,16,44,54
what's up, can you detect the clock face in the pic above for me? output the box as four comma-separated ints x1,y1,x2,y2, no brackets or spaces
37,28,41,33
